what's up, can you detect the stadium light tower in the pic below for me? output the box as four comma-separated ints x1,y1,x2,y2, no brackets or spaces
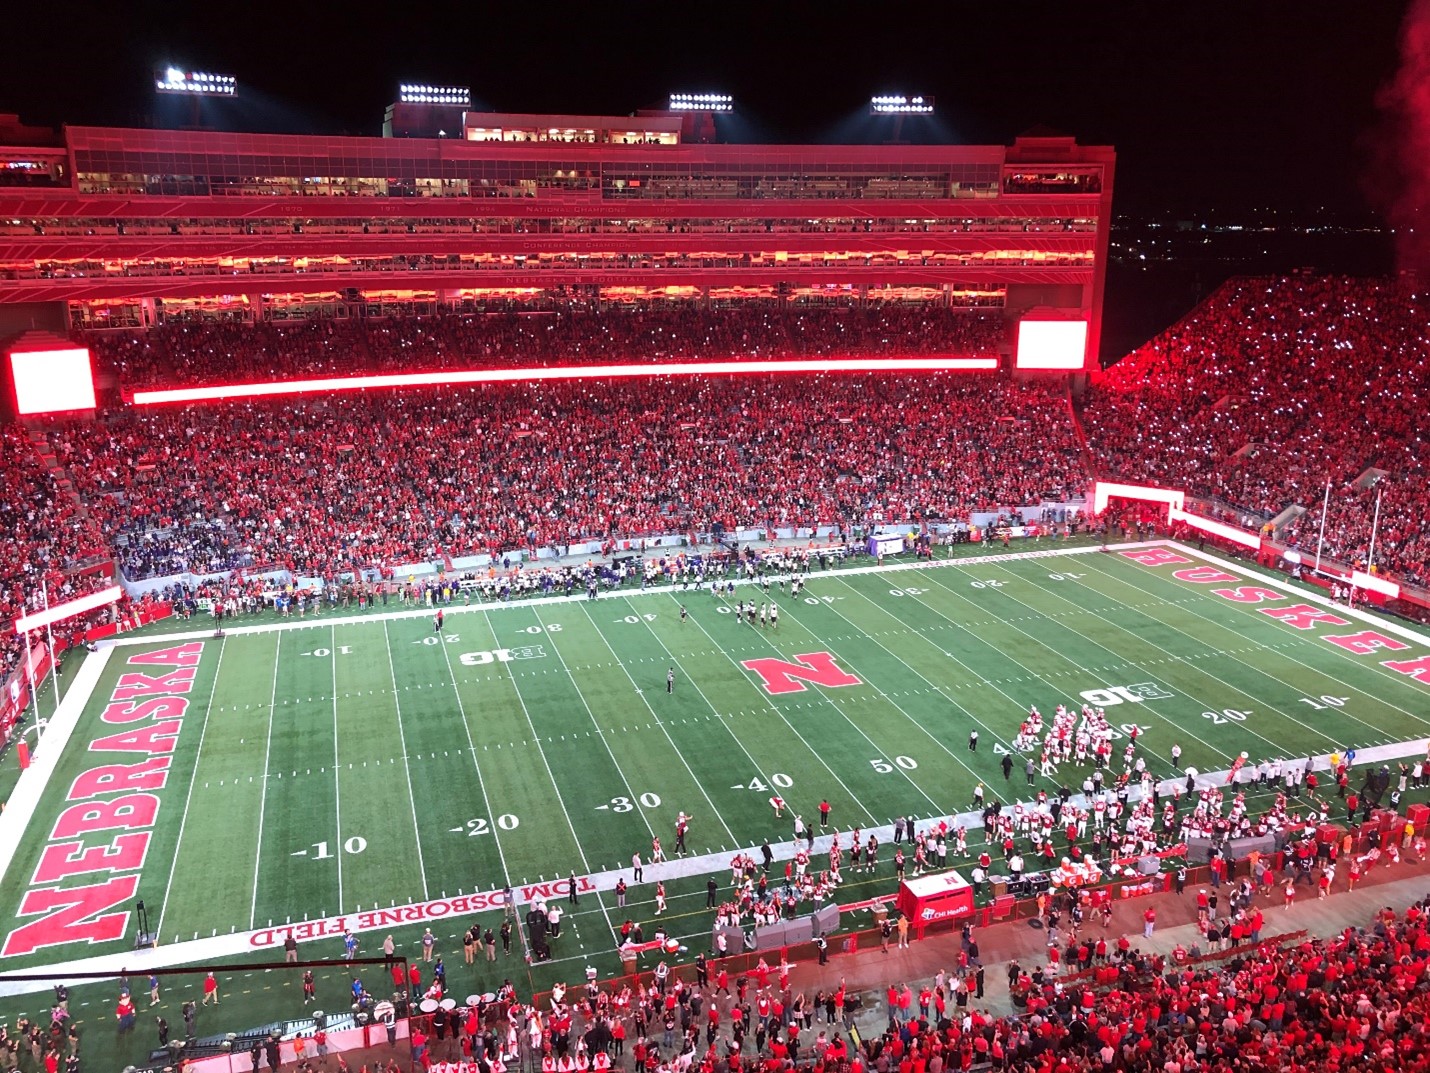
154,67,238,96
386,85,471,138
668,93,733,113
398,84,471,107
869,94,934,144
869,94,935,115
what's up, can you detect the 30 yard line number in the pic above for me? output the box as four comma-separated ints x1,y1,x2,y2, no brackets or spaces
601,793,662,812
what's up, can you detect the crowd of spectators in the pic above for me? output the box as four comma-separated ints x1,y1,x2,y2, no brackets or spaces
44,371,1082,582
0,427,112,692
404,884,1430,1073
85,304,1005,390
1082,275,1430,587
89,318,368,390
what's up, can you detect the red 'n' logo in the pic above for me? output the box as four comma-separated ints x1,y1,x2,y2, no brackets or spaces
741,652,863,695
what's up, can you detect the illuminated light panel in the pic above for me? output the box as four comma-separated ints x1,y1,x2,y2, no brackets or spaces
155,68,237,95
398,84,470,106
1090,481,1185,516
132,357,1001,406
1016,319,1089,370
870,95,935,115
1167,507,1261,550
14,584,123,635
668,93,733,112
1351,570,1400,599
10,347,97,415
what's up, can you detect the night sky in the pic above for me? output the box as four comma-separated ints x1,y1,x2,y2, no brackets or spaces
0,2,1412,219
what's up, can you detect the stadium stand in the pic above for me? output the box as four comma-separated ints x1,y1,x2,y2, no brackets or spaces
0,427,112,683
1081,275,1430,587
44,371,1082,582
85,305,1006,390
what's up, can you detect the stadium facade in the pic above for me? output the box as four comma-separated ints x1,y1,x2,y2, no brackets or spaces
0,107,1113,367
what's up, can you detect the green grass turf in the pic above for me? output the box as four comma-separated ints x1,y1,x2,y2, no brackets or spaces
4,540,1430,1072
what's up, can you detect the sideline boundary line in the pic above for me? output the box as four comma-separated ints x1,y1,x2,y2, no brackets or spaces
0,648,114,877
102,544,1130,649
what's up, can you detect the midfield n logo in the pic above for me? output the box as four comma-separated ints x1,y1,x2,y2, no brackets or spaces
741,651,863,696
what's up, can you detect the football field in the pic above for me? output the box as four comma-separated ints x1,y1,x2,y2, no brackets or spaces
5,539,1430,982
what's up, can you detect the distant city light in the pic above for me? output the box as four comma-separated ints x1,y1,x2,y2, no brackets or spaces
398,84,471,106
870,94,934,115
668,93,734,112
155,68,237,96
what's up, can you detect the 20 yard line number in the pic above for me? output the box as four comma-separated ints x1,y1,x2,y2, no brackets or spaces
465,815,520,836
1200,708,1251,725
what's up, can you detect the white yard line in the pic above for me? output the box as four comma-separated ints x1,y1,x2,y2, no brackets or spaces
437,637,542,961
0,647,112,882
381,619,431,902
105,544,1125,648
714,592,945,817
16,726,1430,997
616,595,803,815
1094,544,1430,730
964,557,1343,755
920,561,1242,763
664,592,881,828
482,608,597,874
812,577,1030,773
155,634,227,941
573,600,737,847
248,631,282,931
527,604,662,847
331,625,343,913
1064,554,1421,745
874,562,1216,773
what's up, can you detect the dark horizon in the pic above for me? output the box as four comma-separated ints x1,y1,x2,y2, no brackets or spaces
0,2,1413,221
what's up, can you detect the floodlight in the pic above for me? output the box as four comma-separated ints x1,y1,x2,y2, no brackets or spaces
155,68,237,96
668,93,734,113
870,94,934,115
398,84,471,106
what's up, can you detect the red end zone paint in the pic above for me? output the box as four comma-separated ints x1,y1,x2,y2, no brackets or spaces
1118,548,1191,567
3,642,205,958
1122,544,1430,694
740,652,863,695
1323,631,1410,656
1257,604,1350,630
